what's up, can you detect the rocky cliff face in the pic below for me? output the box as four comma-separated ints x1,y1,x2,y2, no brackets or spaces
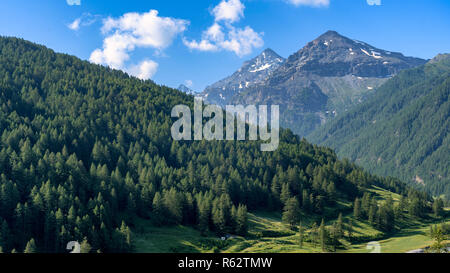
201,48,285,106
221,31,427,136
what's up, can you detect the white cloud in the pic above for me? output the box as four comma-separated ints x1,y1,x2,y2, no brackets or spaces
90,10,188,79
205,23,226,42
90,33,136,69
128,60,159,80
68,18,81,31
185,80,193,87
367,0,381,5
286,0,330,7
66,0,81,6
183,0,263,57
183,39,219,52
68,13,101,31
212,0,245,23
184,24,263,57
100,10,188,50
220,26,264,56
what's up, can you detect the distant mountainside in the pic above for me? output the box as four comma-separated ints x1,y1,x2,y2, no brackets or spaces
309,55,450,198
201,48,285,105
205,31,427,136
177,84,197,95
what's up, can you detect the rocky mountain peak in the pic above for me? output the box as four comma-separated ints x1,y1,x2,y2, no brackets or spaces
200,48,285,106
240,48,285,73
279,30,427,78
177,84,196,95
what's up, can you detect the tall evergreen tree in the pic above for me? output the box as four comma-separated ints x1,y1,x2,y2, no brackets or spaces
282,197,301,230
24,238,37,253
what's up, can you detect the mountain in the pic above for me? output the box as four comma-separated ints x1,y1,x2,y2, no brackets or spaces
177,84,197,95
309,55,450,199
201,48,285,105
0,37,431,253
211,31,427,136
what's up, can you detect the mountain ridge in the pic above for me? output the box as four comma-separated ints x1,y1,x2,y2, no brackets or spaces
200,48,285,105
177,84,197,95
202,31,427,136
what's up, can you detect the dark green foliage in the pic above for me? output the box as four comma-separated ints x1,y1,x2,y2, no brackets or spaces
433,198,445,218
0,37,430,253
310,58,450,199
282,197,301,229
319,219,328,252
24,238,36,253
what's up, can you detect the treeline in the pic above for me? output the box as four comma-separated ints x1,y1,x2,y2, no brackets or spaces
353,191,438,232
0,37,431,253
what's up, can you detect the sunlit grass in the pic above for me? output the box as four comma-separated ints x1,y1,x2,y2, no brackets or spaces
133,186,449,253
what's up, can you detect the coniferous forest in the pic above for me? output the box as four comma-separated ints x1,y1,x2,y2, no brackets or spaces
0,37,442,253
309,55,450,199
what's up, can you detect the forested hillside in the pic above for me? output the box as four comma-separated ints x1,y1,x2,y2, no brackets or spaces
309,55,450,199
0,37,434,253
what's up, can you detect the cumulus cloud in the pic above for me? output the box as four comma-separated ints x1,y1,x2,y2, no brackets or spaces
128,60,159,80
66,0,81,6
183,0,263,57
90,10,188,79
286,0,330,7
367,0,381,5
100,10,188,50
185,80,193,88
219,26,264,56
212,0,245,23
90,33,136,69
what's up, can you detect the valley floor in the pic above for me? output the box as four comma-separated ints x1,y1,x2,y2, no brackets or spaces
133,211,449,254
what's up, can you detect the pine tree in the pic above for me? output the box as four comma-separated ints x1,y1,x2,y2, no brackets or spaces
347,218,353,239
368,204,377,225
197,197,211,235
319,219,328,252
235,205,248,236
280,183,291,205
0,220,12,252
353,198,361,220
24,238,37,253
336,213,343,239
331,222,338,252
152,192,165,226
311,222,318,248
282,197,301,230
298,222,305,249
302,190,310,212
80,237,92,253
433,198,444,218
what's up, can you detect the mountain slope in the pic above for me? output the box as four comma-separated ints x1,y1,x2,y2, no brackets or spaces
201,48,285,105
0,37,432,253
309,55,450,198
177,84,196,95
226,31,427,136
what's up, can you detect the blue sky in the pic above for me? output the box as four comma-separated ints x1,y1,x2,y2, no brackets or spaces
0,0,449,91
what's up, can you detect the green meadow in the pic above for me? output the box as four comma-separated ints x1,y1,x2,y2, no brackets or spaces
133,187,449,253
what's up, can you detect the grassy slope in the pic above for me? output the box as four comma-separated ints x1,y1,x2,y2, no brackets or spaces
133,187,449,253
